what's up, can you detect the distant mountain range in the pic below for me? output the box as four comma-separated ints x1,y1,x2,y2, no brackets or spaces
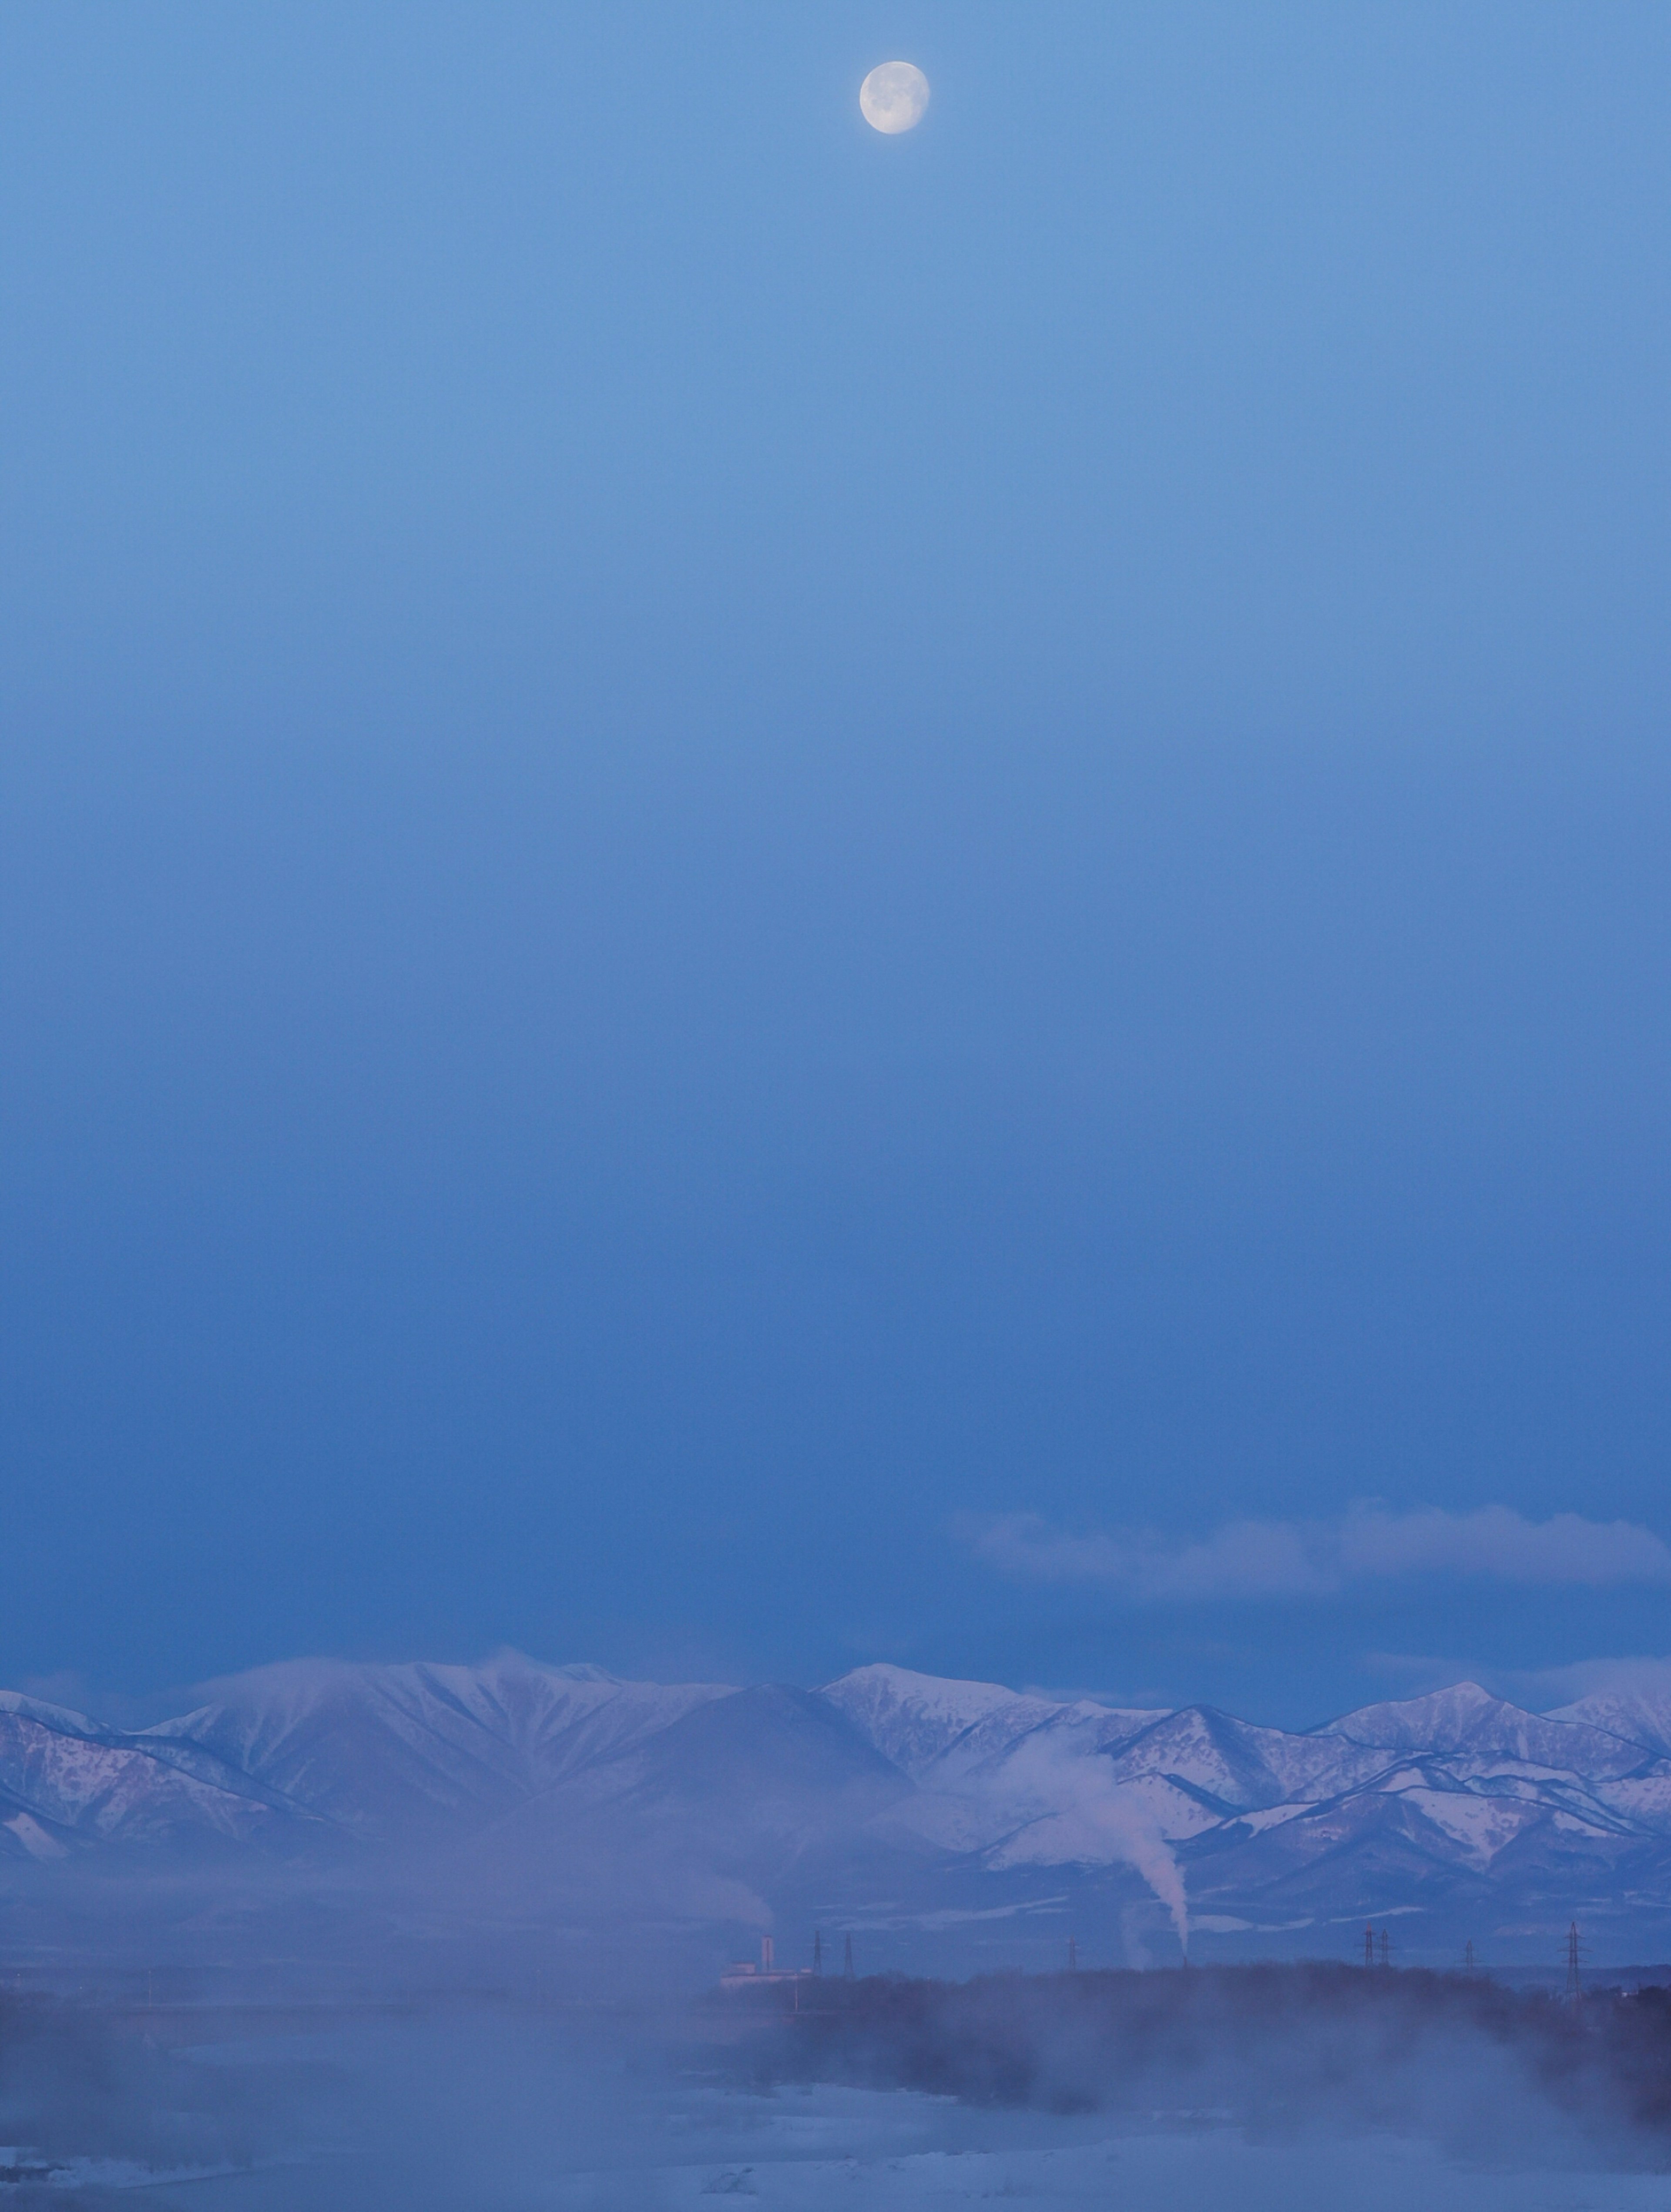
6,1656,1671,1969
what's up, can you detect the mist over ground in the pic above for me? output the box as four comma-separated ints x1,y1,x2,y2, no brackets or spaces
5,1964,1671,2209
723,1966,1671,2147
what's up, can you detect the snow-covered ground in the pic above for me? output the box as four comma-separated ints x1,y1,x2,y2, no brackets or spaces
553,2123,1671,2212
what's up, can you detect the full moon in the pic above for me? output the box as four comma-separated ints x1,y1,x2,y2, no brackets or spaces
859,61,930,134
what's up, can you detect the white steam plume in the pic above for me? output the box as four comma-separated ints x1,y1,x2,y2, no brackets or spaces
985,1735,1190,1956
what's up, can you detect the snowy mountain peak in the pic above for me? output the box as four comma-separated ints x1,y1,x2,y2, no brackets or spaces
1319,1681,1642,1776
1322,1682,1504,1749
1545,1684,1671,1760
142,1655,736,1834
0,1690,123,1745
820,1667,1176,1795
819,1665,1028,1778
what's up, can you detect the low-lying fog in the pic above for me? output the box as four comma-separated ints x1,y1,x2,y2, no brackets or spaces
5,1967,1671,2208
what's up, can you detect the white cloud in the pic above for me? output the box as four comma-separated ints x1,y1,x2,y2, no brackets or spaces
966,1504,1671,1601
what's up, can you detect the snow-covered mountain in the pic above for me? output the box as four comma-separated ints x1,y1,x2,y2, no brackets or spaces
1549,1683,1671,1763
144,1653,731,1835
7,1655,1671,1965
0,1690,301,1856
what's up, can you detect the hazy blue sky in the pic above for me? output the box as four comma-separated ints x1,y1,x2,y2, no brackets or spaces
4,3,1671,1722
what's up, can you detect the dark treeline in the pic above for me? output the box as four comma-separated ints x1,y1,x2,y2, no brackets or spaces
709,1966,1671,2149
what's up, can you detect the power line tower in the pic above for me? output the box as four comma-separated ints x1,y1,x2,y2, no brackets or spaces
842,1933,855,1981
1565,1922,1582,2005
1378,1928,1390,1969
1067,1936,1078,1972
1463,1940,1476,1975
812,1930,823,1976
1363,1924,1375,1969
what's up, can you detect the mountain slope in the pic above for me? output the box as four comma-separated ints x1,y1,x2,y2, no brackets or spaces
1548,1685,1671,1762
1321,1683,1645,1778
145,1652,734,1835
0,1693,296,1856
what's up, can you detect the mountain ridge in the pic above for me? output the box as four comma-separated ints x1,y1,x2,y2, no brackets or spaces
7,1655,1671,1964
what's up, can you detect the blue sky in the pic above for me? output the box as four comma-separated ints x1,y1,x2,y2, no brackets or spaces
3,3,1671,1722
